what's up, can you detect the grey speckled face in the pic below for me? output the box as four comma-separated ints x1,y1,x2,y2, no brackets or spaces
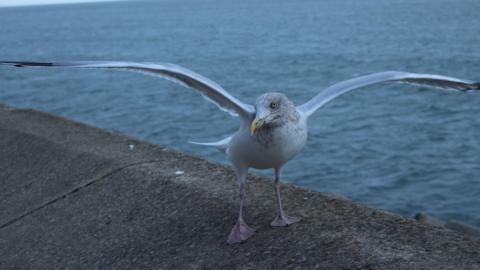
250,92,298,134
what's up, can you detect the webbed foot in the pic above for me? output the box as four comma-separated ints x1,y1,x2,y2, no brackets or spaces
227,221,256,244
270,213,301,227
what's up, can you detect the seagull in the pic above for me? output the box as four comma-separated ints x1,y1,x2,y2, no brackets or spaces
1,60,479,244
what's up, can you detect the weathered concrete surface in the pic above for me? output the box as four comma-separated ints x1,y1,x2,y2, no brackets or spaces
0,104,479,270
415,213,480,239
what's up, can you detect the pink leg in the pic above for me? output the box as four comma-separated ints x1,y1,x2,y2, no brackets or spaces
227,169,255,244
271,168,300,227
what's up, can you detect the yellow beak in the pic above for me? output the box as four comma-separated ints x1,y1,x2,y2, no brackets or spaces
250,118,265,135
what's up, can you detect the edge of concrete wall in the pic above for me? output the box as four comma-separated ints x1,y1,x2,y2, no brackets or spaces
1,103,479,270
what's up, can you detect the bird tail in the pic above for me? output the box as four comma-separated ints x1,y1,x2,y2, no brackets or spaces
188,135,232,153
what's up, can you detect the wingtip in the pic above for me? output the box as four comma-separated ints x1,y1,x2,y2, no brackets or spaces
463,82,480,91
474,82,480,90
0,61,53,67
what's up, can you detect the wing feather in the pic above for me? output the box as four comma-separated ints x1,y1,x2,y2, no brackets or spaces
0,61,255,119
298,71,480,117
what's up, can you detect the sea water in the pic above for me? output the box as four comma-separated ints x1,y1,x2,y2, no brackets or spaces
1,0,479,225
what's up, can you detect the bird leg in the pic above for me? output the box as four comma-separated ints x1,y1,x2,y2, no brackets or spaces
271,168,300,227
227,170,255,244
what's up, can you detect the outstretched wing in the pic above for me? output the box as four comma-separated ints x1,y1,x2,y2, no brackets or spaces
298,71,480,118
0,61,255,119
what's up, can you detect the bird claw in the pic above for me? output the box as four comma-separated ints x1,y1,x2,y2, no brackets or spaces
227,221,256,244
270,213,301,227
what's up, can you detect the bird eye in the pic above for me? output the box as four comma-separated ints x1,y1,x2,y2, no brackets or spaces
269,102,278,110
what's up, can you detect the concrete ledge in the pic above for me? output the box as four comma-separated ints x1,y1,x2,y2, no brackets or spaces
0,104,479,269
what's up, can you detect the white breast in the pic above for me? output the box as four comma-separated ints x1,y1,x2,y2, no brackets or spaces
228,114,308,170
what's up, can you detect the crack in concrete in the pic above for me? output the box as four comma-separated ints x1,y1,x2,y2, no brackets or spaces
0,160,161,230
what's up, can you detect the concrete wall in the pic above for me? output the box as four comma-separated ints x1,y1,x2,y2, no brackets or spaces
1,104,479,269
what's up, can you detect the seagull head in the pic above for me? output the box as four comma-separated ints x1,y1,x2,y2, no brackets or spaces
250,92,296,135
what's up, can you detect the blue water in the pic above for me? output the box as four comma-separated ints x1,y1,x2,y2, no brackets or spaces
1,0,479,225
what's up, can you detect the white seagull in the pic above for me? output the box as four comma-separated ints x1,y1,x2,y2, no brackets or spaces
1,60,479,244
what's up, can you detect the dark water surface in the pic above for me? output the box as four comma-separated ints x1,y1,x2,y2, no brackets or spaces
1,0,479,225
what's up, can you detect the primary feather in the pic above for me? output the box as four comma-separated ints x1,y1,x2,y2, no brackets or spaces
0,60,255,120
298,71,480,117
